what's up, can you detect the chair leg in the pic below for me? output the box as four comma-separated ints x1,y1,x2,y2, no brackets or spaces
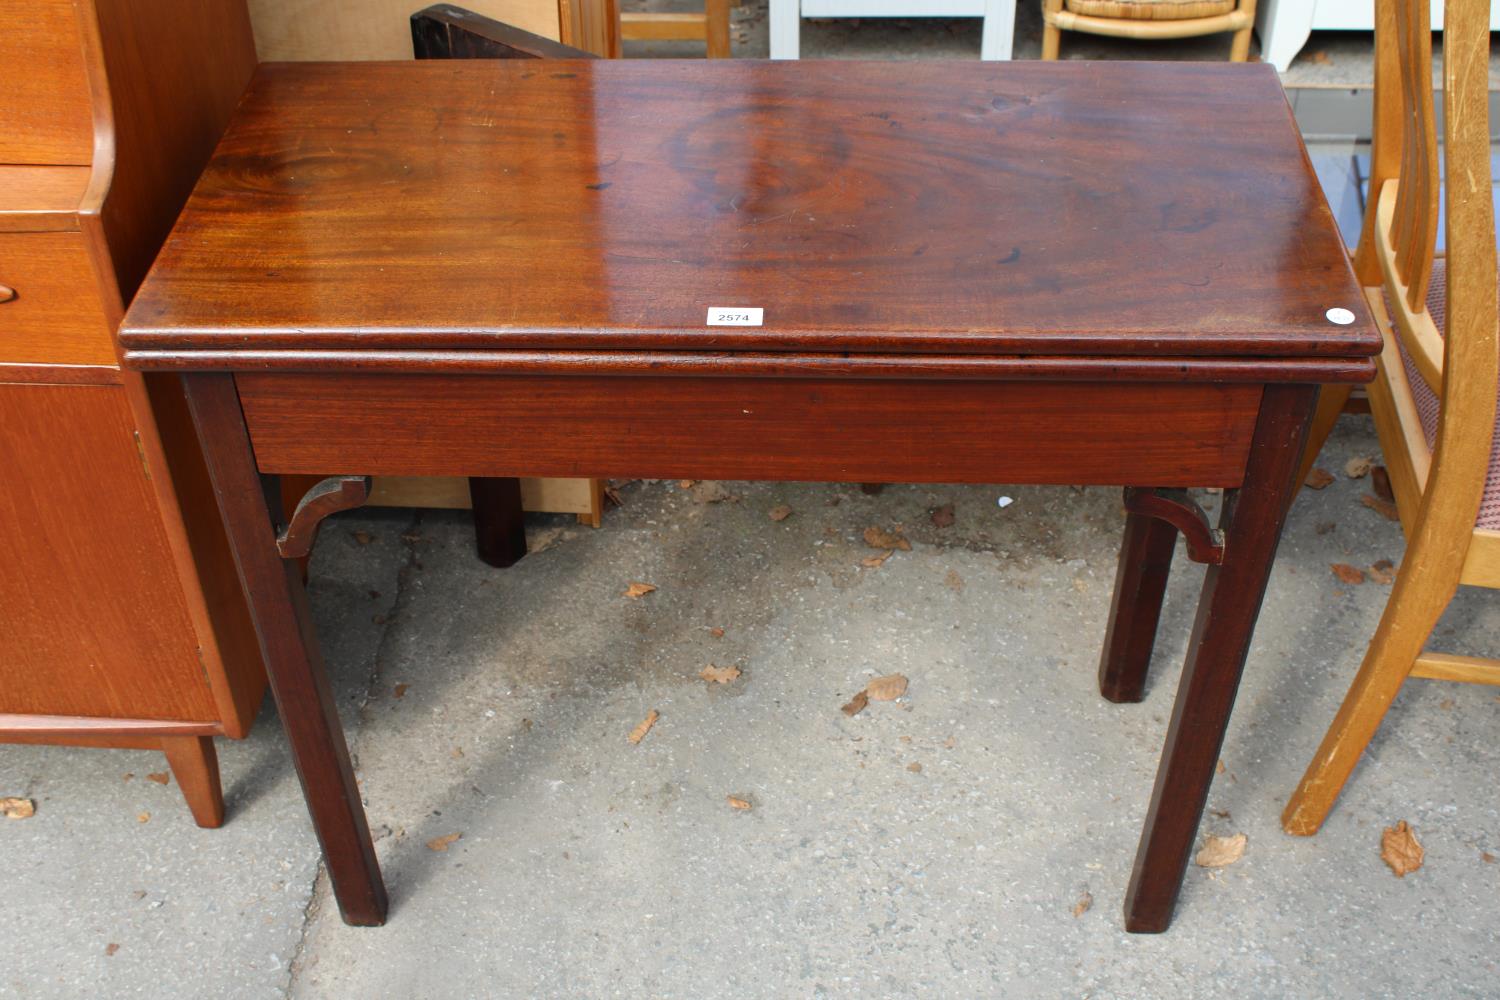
1281,538,1463,835
1228,24,1253,61
161,735,225,829
705,0,731,57
1293,384,1353,490
1041,22,1061,59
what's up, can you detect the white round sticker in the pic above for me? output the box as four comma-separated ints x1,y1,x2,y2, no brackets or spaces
1325,307,1356,325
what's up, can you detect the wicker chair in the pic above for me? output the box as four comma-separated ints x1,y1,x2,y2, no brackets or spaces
1282,0,1498,834
1041,0,1258,61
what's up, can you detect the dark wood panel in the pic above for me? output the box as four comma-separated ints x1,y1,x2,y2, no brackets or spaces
121,60,1379,365
0,383,218,721
411,4,598,59
140,372,269,738
237,372,1262,486
87,0,261,302
123,348,1377,384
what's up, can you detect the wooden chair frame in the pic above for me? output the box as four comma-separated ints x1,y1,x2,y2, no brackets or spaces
1282,0,1500,835
1041,0,1258,60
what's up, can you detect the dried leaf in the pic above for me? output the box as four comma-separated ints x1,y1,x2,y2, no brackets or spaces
450,747,464,759
930,503,955,528
943,736,956,749
393,683,409,699
1194,832,1246,868
727,795,752,811
427,832,463,852
1372,465,1394,501
944,569,964,591
678,480,696,489
768,504,793,522
1215,759,1226,774
1362,494,1400,521
1439,698,1455,711
105,943,120,957
906,762,922,773
1071,890,1093,918
137,812,150,824
866,674,908,701
708,626,725,638
1309,48,1332,64
0,797,36,820
352,530,374,545
623,581,657,599
841,690,869,717
1482,851,1496,864
1330,563,1365,585
861,550,894,569
1368,559,1396,585
1304,467,1336,490
699,664,742,684
627,709,659,744
862,526,911,551
1316,521,1337,535
145,772,170,786
1345,455,1374,479
1381,820,1423,877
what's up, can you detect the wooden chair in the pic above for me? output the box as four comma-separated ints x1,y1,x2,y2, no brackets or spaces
619,0,730,57
1041,0,1257,61
1281,0,1498,835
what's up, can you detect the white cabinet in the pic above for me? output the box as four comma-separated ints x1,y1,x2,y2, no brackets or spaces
769,0,1017,59
1256,0,1500,72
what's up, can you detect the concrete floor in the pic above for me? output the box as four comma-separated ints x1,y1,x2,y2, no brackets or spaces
4,418,1500,998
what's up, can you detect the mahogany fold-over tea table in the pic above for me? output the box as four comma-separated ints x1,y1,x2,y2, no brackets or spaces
119,60,1378,933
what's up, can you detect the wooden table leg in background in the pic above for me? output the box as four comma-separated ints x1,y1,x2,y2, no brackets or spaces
1099,509,1179,703
182,372,388,927
468,477,527,568
1123,384,1318,932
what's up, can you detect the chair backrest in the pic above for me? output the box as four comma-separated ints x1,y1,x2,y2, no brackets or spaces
1354,0,1498,514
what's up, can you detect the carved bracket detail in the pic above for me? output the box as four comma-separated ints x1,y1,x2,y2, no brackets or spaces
1123,486,1226,565
276,475,373,559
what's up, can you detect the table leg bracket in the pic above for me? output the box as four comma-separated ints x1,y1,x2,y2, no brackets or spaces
276,475,373,559
1123,486,1225,565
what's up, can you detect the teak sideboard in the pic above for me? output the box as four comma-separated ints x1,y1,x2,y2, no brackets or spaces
0,0,266,825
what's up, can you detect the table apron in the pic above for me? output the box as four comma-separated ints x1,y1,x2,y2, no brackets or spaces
233,372,1264,487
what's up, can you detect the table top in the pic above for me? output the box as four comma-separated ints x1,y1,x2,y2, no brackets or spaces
121,60,1378,371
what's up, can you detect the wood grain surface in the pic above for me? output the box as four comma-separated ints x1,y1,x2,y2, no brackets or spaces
234,371,1263,486
0,232,115,367
0,383,217,722
0,0,94,164
121,60,1378,368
